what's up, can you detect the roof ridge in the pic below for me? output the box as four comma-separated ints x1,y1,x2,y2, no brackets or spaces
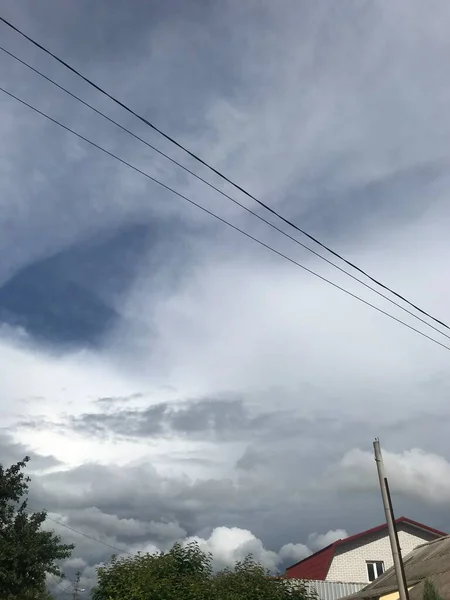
285,517,446,580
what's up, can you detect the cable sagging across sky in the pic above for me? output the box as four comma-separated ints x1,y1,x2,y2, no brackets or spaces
1,14,449,333
0,43,449,343
0,83,449,353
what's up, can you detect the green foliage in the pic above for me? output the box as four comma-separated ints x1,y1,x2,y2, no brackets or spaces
423,579,443,600
212,554,311,600
0,456,73,599
92,542,212,600
92,542,313,600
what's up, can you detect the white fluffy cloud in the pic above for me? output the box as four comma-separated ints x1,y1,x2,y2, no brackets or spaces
3,1,450,597
185,527,280,571
184,526,337,572
43,523,339,596
333,447,450,504
308,529,348,551
278,542,312,564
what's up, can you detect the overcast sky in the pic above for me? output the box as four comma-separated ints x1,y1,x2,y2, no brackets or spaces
1,0,450,596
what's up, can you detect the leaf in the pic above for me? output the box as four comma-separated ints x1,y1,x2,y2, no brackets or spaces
93,543,315,600
0,457,74,599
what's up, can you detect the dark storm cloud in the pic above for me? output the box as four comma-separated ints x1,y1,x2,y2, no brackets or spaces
30,454,302,597
0,222,150,347
0,0,224,295
5,0,184,62
66,506,186,543
71,402,168,437
40,387,450,461
0,431,61,470
31,460,239,538
1,0,448,305
2,0,450,597
0,217,198,346
294,160,450,248
0,263,119,348
12,409,450,599
95,393,144,406
68,397,273,440
0,0,246,139
27,440,450,563
66,395,358,443
27,402,449,546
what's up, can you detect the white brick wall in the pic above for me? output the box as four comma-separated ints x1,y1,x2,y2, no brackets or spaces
326,525,437,583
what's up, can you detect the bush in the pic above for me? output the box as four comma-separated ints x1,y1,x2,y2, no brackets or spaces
92,541,313,600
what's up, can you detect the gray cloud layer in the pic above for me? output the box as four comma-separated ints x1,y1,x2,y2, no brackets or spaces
2,0,450,598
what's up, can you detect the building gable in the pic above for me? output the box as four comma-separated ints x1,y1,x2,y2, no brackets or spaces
285,517,446,582
326,523,438,583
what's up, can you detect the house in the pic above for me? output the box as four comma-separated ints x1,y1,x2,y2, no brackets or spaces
339,533,450,600
285,517,446,585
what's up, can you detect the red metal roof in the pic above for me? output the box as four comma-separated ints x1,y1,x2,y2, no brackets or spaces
285,517,446,580
287,543,336,580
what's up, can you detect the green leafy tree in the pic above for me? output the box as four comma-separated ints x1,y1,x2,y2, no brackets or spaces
0,456,73,599
92,541,313,600
92,542,212,600
423,579,443,600
212,555,310,600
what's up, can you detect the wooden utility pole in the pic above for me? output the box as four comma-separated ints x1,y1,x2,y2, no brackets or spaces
373,438,409,600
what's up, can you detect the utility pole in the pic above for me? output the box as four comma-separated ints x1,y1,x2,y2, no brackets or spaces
373,438,409,600
72,571,83,600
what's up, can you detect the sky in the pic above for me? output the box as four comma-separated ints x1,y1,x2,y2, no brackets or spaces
1,0,450,596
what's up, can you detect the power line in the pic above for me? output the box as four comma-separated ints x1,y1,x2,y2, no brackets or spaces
10,507,86,592
44,513,131,556
50,573,73,593
1,84,450,353
25,505,132,555
1,14,448,334
1,45,449,343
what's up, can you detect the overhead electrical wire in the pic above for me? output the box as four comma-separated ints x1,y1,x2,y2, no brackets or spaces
49,573,73,594
44,514,131,555
26,507,132,556
25,509,132,593
1,14,448,334
1,45,449,344
1,84,450,353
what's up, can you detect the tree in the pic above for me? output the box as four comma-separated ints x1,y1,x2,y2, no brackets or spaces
0,456,74,599
92,541,313,600
92,542,212,600
423,579,443,600
212,555,311,600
